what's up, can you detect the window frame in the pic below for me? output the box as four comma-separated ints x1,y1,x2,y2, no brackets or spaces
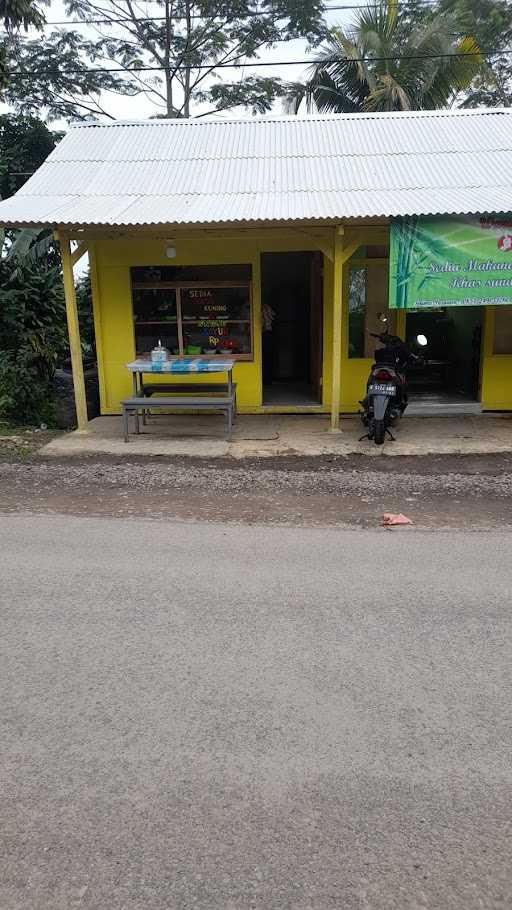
346,256,393,360
492,304,512,355
347,265,367,360
131,278,253,361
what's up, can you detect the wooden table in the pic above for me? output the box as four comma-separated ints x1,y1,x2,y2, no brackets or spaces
123,357,236,441
127,356,235,396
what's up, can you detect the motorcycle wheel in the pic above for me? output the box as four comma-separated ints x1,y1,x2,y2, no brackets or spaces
374,419,385,446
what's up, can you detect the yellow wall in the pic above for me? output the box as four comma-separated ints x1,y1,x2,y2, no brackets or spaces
481,356,512,408
90,230,334,415
320,249,372,411
480,306,512,409
337,246,512,413
88,227,512,417
338,253,396,412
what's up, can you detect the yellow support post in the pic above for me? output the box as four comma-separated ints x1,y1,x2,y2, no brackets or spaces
59,233,89,432
329,231,365,432
396,309,406,340
329,230,344,432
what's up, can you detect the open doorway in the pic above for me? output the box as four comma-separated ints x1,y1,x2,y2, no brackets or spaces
405,307,483,406
261,251,323,406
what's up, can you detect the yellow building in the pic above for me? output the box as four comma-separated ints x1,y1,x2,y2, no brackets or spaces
0,108,511,432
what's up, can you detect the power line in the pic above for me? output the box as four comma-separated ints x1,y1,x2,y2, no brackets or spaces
8,0,443,28
4,47,496,77
40,8,364,26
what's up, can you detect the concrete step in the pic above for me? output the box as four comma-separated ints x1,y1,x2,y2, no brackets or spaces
407,398,482,417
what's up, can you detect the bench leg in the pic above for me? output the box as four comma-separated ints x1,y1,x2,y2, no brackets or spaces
225,406,233,441
123,408,129,443
134,408,140,434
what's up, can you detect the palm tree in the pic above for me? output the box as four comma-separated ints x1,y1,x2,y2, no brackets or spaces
286,0,482,113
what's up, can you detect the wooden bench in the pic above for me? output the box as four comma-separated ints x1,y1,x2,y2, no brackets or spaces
121,394,235,442
137,381,237,427
140,382,232,396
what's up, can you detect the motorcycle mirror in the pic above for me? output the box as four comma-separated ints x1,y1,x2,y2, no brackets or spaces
416,334,428,347
377,312,388,324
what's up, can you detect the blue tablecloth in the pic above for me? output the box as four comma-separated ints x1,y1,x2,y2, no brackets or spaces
127,357,235,374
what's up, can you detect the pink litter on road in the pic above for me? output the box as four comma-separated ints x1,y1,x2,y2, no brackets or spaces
381,513,413,527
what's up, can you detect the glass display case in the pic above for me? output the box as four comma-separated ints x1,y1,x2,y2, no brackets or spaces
131,266,252,359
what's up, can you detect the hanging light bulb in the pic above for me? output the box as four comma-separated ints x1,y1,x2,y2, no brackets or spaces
165,239,177,259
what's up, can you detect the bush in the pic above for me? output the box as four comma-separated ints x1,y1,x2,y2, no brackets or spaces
75,271,96,362
0,258,68,424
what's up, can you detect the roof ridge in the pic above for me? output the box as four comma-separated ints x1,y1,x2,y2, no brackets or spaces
19,179,512,198
69,108,512,129
46,146,512,164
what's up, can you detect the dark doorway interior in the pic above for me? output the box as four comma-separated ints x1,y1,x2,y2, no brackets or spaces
261,251,322,406
405,307,483,402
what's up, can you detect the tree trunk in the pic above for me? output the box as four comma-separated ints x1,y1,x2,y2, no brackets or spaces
183,0,192,117
164,0,174,117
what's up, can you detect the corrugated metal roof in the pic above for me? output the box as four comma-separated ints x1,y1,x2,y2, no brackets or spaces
1,108,512,228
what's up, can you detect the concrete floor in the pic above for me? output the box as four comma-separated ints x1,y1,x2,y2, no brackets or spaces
42,412,512,458
262,382,320,407
2,514,512,910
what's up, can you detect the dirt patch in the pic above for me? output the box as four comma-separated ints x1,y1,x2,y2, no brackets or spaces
8,447,512,473
1,453,512,530
0,422,62,457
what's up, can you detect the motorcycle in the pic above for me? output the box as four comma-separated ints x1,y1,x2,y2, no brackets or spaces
359,330,427,446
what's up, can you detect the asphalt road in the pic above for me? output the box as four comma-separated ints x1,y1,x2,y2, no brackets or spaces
2,514,512,909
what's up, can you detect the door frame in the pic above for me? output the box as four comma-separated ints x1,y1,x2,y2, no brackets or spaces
309,250,324,403
401,307,485,402
260,249,324,407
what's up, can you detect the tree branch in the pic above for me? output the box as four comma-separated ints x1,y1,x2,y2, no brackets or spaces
51,91,117,118
189,38,269,93
123,0,166,67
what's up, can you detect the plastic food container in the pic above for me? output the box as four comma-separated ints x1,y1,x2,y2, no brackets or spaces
151,341,168,363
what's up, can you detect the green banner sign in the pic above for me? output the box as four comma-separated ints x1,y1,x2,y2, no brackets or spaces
389,215,512,309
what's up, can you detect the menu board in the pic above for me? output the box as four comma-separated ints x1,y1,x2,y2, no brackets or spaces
180,286,251,355
130,276,252,358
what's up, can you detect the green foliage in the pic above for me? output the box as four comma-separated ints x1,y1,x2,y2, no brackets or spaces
0,0,47,95
439,0,512,107
3,0,325,120
0,236,95,424
286,0,483,113
0,258,67,423
0,114,57,198
3,31,139,121
75,270,95,360
196,75,286,115
0,0,45,31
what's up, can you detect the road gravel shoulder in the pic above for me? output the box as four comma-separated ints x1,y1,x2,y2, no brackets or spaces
1,452,512,529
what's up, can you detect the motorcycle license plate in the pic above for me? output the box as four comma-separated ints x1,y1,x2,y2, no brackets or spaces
368,383,396,395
